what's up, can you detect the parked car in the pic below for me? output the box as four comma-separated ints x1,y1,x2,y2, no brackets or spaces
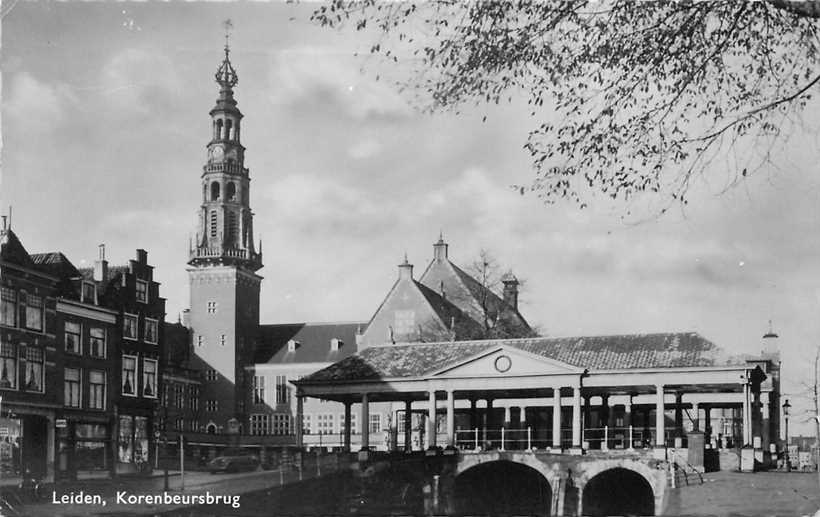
207,454,260,474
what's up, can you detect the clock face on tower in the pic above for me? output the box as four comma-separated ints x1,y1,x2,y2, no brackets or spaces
212,146,224,160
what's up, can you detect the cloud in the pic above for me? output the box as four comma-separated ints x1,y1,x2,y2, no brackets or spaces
3,72,72,134
268,46,411,121
99,48,183,116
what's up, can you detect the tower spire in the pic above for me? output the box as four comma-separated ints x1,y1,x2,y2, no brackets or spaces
215,19,238,90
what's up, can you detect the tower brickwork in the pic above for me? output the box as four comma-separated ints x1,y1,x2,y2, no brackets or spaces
187,38,262,434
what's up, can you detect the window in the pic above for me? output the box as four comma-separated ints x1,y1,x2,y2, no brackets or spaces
88,370,106,410
302,414,312,434
287,340,298,352
207,301,217,314
339,413,358,434
206,400,218,412
394,310,415,336
82,282,96,304
121,355,137,396
210,210,218,238
172,384,183,408
220,334,226,346
144,318,158,344
142,359,157,398
123,314,138,340
65,321,81,354
273,414,291,435
275,375,288,405
24,347,44,392
317,414,335,435
0,343,17,389
197,335,204,347
205,369,218,381
174,418,183,431
0,288,16,327
64,368,81,407
25,295,43,331
89,327,106,358
188,385,199,411
250,414,269,435
397,412,406,434
369,413,382,434
135,280,148,303
253,376,265,404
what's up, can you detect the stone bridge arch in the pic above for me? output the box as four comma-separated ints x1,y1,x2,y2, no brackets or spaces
455,451,562,493
574,458,666,516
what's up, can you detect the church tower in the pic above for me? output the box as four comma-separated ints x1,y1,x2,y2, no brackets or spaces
187,34,262,435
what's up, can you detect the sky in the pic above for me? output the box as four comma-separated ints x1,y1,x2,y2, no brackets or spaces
3,2,820,433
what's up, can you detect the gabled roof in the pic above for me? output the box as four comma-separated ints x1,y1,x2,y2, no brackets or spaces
254,322,366,364
30,252,81,280
415,281,483,338
0,229,36,269
299,332,746,383
77,265,130,288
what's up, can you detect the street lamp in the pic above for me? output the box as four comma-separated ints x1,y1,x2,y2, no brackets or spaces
783,399,791,472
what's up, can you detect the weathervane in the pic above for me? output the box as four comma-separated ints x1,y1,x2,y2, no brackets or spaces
222,19,233,54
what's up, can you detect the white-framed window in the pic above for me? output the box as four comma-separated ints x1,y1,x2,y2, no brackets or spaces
123,313,138,340
135,280,148,303
273,414,292,435
144,318,158,344
207,301,217,314
0,343,17,389
23,347,44,393
64,367,81,408
302,414,312,434
317,414,335,435
65,321,81,354
206,400,218,412
121,355,137,396
250,414,270,435
81,282,96,304
369,413,382,434
394,310,415,335
142,358,157,398
339,413,358,434
88,370,106,409
89,327,106,358
253,376,265,404
397,412,406,434
287,340,298,352
275,375,288,405
0,287,17,327
205,369,218,381
25,294,43,331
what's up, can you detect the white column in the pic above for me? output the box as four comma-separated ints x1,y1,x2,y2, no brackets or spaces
428,390,437,449
743,381,752,446
360,393,370,450
572,386,582,448
503,406,511,426
552,388,562,449
519,406,527,425
446,390,455,447
655,385,665,447
691,402,700,431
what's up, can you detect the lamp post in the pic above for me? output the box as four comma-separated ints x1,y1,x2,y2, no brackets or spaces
783,399,791,472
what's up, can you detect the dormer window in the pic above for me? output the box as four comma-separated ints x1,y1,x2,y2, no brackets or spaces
82,282,96,304
330,338,342,352
287,340,299,352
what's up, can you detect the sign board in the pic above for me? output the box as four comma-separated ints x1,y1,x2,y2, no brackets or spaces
55,419,67,428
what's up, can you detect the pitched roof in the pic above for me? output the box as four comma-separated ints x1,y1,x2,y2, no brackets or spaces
254,322,366,364
0,229,36,269
299,332,746,383
77,265,130,287
30,252,81,280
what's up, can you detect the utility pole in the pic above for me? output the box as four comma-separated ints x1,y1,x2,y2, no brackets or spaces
814,348,819,490
179,436,185,491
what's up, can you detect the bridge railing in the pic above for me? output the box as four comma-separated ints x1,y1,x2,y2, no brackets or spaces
583,427,688,450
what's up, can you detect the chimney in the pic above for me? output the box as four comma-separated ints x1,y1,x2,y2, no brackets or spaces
136,249,148,264
433,232,448,262
398,253,414,281
93,243,108,282
762,319,779,356
501,272,519,311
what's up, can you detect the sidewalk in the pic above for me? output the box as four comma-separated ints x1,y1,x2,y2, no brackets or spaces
15,467,312,517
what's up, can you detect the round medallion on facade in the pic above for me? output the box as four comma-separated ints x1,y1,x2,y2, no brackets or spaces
494,355,512,373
